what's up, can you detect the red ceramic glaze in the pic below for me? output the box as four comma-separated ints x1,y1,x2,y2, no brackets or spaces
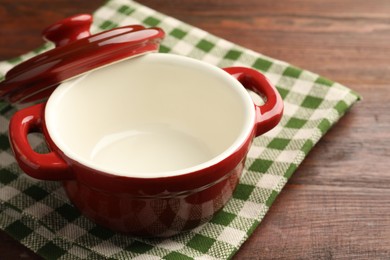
0,14,165,103
9,65,283,236
223,67,284,136
6,14,283,237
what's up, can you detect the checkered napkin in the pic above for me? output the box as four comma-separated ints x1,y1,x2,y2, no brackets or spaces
0,0,360,259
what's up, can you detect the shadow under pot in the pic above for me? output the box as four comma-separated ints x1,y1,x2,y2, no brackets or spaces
9,53,283,237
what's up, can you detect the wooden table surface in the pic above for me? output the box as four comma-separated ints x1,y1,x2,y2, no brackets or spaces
1,1,389,259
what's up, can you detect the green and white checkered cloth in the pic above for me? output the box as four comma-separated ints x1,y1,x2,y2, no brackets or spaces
0,0,360,259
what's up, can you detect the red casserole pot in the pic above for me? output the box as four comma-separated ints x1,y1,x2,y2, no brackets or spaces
2,15,283,237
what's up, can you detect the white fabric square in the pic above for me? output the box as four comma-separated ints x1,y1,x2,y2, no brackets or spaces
4,207,20,219
325,86,349,101
163,17,181,27
58,223,87,240
94,8,117,21
68,246,90,259
120,16,140,25
24,202,53,218
247,146,265,159
92,241,123,256
0,116,8,133
310,108,330,120
257,174,284,190
244,49,258,57
192,223,207,234
191,28,208,38
283,102,300,117
174,41,194,55
328,109,340,123
0,186,19,201
202,54,220,65
35,226,55,240
239,201,266,219
0,152,15,167
115,0,131,5
293,79,314,96
262,125,283,138
264,72,282,86
134,4,155,16
217,227,246,246
231,60,249,67
308,128,322,143
276,150,304,164
294,128,314,140
0,62,13,74
216,39,234,49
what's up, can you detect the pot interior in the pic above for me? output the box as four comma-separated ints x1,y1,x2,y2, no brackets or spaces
45,53,254,177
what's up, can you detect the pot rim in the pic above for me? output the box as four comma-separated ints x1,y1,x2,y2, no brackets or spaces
45,53,256,179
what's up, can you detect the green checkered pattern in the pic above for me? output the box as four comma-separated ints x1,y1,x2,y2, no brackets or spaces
0,0,360,259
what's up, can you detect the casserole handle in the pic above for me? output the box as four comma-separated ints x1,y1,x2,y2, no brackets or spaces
224,67,284,137
9,103,73,180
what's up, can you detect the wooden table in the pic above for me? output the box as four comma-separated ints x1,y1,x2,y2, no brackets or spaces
1,1,389,259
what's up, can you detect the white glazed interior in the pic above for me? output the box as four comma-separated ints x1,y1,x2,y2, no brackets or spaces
45,53,255,178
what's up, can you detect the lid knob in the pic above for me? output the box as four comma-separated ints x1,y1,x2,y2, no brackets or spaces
42,14,92,47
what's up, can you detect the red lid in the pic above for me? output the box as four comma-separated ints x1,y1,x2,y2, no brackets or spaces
0,14,165,103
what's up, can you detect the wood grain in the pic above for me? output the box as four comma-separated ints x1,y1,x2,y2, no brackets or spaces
1,0,389,259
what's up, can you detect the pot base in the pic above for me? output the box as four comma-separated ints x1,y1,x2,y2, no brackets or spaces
62,159,244,237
